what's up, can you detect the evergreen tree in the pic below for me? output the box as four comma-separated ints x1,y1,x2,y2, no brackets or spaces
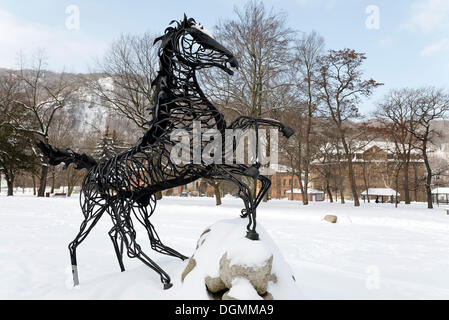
0,125,33,196
93,128,123,161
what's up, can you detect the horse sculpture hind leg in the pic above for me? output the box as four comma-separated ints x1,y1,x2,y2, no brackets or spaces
109,197,173,289
240,175,271,218
242,174,272,240
208,165,262,240
108,224,126,272
132,203,188,261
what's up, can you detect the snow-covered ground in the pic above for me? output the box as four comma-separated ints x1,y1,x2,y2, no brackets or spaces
0,194,448,300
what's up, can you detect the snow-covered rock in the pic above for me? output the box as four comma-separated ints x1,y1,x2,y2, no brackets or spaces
223,278,262,300
323,215,338,223
219,252,272,295
181,218,301,300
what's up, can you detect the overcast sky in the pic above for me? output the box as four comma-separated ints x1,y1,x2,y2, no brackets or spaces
0,0,448,114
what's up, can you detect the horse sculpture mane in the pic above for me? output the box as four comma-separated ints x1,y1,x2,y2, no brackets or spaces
37,15,294,290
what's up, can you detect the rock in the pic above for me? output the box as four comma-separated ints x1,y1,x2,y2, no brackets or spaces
205,276,226,293
323,215,337,223
178,218,302,300
225,278,264,300
262,292,273,300
181,257,196,282
219,252,273,295
222,290,238,300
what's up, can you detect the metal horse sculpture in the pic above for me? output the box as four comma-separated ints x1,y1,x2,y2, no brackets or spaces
38,15,293,289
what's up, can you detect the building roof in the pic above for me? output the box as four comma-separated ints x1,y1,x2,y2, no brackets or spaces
313,140,426,165
269,163,291,173
431,187,449,194
360,188,400,196
285,188,324,194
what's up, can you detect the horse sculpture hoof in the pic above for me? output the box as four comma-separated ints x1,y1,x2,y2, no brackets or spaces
72,265,80,286
246,231,260,241
163,283,173,290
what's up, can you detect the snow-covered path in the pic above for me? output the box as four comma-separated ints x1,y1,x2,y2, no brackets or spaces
0,195,448,299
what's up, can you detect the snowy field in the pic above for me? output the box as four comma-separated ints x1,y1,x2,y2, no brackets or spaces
0,194,449,300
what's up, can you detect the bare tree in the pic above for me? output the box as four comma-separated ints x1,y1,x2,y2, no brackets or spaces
202,0,295,118
201,1,296,204
290,31,324,205
93,32,159,132
310,124,337,202
205,179,223,206
407,88,449,208
317,49,383,206
278,108,303,197
375,89,420,204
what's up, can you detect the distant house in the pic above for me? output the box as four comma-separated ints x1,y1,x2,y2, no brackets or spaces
361,188,400,203
431,188,449,205
285,188,325,202
311,140,427,202
256,164,326,202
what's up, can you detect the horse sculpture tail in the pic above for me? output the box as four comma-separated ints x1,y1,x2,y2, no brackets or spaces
36,141,98,170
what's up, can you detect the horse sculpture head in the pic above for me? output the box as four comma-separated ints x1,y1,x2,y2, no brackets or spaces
154,14,239,77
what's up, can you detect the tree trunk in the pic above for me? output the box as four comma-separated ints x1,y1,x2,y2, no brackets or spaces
424,158,433,209
333,176,339,202
347,158,360,206
32,175,36,196
362,162,370,203
341,137,360,207
337,167,345,204
262,132,271,203
290,177,294,201
51,167,56,194
38,165,48,197
413,164,418,202
298,174,307,205
67,186,74,197
5,172,14,196
326,180,333,203
214,183,222,206
422,143,433,209
395,167,401,209
296,144,304,204
403,161,411,204
335,150,345,204
302,141,310,205
303,70,313,207
301,176,309,205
